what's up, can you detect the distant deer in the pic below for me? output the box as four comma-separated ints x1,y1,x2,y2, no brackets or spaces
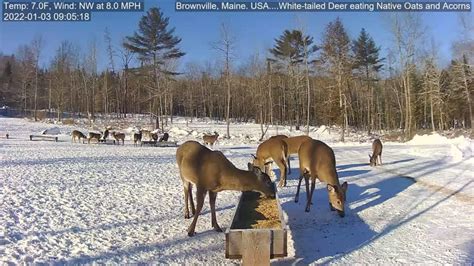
112,131,125,145
71,130,86,143
203,131,219,148
159,132,169,142
151,132,159,142
177,141,276,236
100,129,110,142
87,132,101,144
140,129,152,141
295,139,348,217
369,139,383,166
271,135,312,174
252,137,288,187
133,131,142,146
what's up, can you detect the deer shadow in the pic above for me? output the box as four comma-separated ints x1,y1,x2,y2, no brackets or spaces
278,174,414,264
274,168,370,188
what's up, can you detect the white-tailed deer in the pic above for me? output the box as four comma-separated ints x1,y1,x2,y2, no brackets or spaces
295,139,348,217
133,131,142,146
152,132,159,141
177,141,276,237
102,129,109,140
71,130,86,143
159,132,169,142
141,129,152,141
203,131,219,148
369,139,383,166
272,135,312,174
87,132,101,144
252,137,288,187
112,131,125,145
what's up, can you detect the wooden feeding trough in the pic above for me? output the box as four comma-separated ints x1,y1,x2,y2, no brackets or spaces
226,191,288,265
141,140,178,147
29,134,58,142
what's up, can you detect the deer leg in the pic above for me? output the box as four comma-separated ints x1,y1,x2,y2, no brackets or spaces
379,154,382,165
187,187,206,237
305,177,316,212
209,191,222,232
183,182,191,219
287,157,291,175
189,184,196,215
304,175,310,205
295,174,305,203
277,159,288,187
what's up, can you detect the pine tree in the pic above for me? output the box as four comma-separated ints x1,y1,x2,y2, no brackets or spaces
124,7,185,128
352,28,384,134
270,30,317,130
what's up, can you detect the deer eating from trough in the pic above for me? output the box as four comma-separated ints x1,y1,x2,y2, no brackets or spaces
176,141,276,236
271,135,313,174
71,130,86,143
252,137,288,187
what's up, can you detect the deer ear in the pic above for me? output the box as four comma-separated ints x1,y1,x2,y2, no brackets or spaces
247,162,253,171
341,182,348,192
327,184,335,192
368,154,372,159
251,154,257,159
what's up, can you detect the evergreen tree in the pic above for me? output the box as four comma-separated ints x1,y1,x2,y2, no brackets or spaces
123,7,185,128
352,28,384,134
270,29,317,130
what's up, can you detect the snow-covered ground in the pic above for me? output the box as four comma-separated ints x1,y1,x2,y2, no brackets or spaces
1,116,473,264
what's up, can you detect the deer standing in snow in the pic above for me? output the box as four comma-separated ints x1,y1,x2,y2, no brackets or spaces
177,141,276,236
295,139,348,217
369,139,383,166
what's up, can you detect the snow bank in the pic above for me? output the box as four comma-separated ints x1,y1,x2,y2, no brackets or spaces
169,127,190,136
408,133,473,162
41,127,61,135
407,133,451,145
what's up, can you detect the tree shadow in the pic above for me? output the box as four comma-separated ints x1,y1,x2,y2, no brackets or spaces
5,203,235,246
322,179,473,264
337,163,368,170
280,173,414,264
336,158,415,171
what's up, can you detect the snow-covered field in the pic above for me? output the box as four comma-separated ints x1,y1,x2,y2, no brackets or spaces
1,116,473,264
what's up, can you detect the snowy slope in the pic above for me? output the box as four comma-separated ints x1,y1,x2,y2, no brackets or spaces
1,117,473,264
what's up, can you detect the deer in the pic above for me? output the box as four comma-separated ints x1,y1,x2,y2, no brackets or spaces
369,139,383,166
252,137,288,187
272,135,312,174
133,131,142,146
203,131,219,148
99,129,110,143
87,132,101,144
112,131,125,145
141,129,152,141
177,141,276,236
295,139,348,217
159,132,169,142
71,130,86,143
151,132,159,142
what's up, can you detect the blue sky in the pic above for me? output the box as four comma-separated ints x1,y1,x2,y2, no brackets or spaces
0,0,469,71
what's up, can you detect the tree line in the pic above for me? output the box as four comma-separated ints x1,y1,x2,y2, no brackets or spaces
0,8,472,140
